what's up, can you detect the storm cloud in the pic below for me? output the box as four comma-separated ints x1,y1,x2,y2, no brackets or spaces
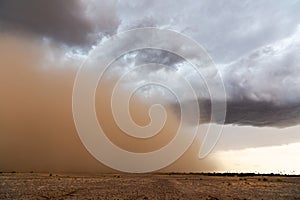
1,0,300,128
113,0,300,127
0,0,119,46
173,99,300,128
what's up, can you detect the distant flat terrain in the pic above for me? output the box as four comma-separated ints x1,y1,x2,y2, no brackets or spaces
1,173,300,199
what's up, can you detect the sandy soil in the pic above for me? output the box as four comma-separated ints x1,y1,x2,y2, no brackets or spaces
1,173,300,200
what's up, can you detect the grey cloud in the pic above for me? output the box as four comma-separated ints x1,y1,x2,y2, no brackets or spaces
172,27,300,128
106,20,300,128
0,0,119,46
123,49,183,70
118,0,300,63
223,100,300,127
210,99,300,128
223,28,300,104
2,0,299,128
172,99,300,128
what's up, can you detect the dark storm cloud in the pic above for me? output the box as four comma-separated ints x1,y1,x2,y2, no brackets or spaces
209,99,300,128
223,100,300,127
173,99,300,128
0,0,119,46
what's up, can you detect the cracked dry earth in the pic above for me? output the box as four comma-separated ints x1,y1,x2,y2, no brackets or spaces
1,173,300,199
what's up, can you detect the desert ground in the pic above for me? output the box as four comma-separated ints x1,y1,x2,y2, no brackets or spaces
1,172,300,200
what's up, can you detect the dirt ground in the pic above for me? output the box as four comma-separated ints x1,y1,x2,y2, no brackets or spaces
1,173,300,200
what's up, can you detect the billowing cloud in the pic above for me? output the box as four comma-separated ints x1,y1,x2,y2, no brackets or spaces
216,26,300,127
0,0,298,128
0,0,119,46
117,0,300,63
106,24,300,127
223,26,300,104
112,1,300,127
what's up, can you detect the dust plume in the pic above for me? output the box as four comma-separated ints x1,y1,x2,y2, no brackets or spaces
0,33,216,172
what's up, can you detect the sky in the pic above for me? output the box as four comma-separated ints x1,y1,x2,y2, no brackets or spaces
0,0,300,174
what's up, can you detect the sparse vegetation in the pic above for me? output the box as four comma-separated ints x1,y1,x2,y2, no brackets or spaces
0,173,299,199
